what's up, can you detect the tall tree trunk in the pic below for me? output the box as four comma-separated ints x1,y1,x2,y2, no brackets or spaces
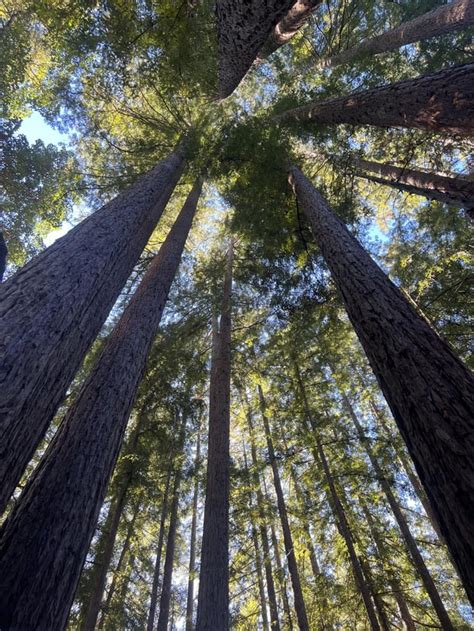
146,464,173,631
289,464,321,578
269,519,294,631
326,0,474,67
196,242,233,631
216,0,294,97
0,177,202,631
0,147,186,513
288,165,474,605
185,429,201,631
257,384,310,631
275,64,474,136
258,1,322,59
354,158,474,215
344,395,455,630
0,231,7,281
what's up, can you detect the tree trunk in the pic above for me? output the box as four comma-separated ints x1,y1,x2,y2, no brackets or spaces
344,395,455,630
288,165,474,605
326,0,474,67
216,0,294,97
0,177,202,631
196,242,233,631
258,1,322,59
275,64,474,136
257,384,310,631
355,158,474,215
0,231,7,281
185,429,201,631
269,519,294,631
146,464,173,631
0,147,186,514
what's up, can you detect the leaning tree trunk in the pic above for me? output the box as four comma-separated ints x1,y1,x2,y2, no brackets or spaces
216,0,294,97
275,64,474,137
354,158,474,216
185,429,201,631
196,242,233,631
0,231,7,281
0,177,202,631
344,395,455,630
325,0,474,67
288,165,474,605
257,384,310,631
0,147,186,514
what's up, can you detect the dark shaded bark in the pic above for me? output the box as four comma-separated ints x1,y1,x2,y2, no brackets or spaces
355,158,474,215
185,430,201,631
0,178,202,631
0,147,186,514
196,243,233,631
326,0,474,67
288,165,474,605
257,384,310,631
275,64,474,137
216,0,294,97
0,231,7,281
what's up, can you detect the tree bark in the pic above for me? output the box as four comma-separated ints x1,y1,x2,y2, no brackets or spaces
355,158,474,215
257,384,310,631
196,242,233,631
185,429,201,631
269,518,294,630
275,64,474,137
288,165,474,605
344,395,455,630
216,0,294,97
0,177,202,631
0,147,186,514
326,0,474,67
0,231,7,281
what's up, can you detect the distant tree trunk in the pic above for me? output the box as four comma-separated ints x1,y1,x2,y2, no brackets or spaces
344,396,455,630
146,464,173,631
0,177,203,631
185,430,201,631
216,0,294,97
355,158,474,215
0,231,7,281
288,165,474,605
258,1,322,59
0,147,186,514
196,242,233,631
326,0,474,67
257,384,310,631
275,64,474,136
269,519,294,630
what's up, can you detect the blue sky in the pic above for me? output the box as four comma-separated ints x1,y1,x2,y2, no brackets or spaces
19,111,69,145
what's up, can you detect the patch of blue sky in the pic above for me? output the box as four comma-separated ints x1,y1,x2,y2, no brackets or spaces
18,111,71,147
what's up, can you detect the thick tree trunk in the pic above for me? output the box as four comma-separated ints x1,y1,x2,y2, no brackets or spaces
355,158,474,215
258,384,310,631
326,0,474,67
196,243,233,631
344,396,455,629
0,231,7,281
216,0,294,97
288,165,474,605
185,430,201,631
0,147,186,514
258,1,321,59
275,64,474,136
146,464,173,631
0,177,202,631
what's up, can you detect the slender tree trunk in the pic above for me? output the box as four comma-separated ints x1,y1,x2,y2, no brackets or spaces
269,519,294,631
258,1,322,59
355,158,474,215
344,396,455,630
275,64,474,136
257,384,310,631
288,165,474,605
0,231,7,281
146,464,173,631
216,0,294,97
196,242,233,631
326,0,474,67
0,178,202,631
0,148,186,513
185,430,201,631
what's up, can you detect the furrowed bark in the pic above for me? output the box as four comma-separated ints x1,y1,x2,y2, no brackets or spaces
0,177,202,631
0,231,7,281
0,147,186,513
275,64,474,136
288,165,474,606
326,0,474,67
196,242,233,631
